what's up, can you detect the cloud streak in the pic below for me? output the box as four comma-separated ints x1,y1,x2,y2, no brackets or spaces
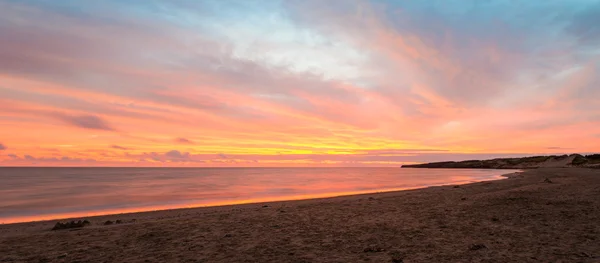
175,138,194,144
110,145,129,150
54,114,115,131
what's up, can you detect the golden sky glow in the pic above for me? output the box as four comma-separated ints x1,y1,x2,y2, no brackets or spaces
1,0,599,166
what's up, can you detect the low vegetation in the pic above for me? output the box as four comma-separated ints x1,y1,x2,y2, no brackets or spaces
51,220,91,230
402,154,599,169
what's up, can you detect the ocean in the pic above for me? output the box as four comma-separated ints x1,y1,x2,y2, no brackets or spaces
0,167,516,224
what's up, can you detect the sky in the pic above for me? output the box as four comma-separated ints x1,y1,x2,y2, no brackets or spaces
0,0,599,167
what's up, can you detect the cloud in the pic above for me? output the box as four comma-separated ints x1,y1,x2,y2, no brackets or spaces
546,147,573,150
55,114,115,131
110,145,129,150
137,150,199,163
0,143,5,150
165,150,190,159
174,137,194,144
8,154,96,163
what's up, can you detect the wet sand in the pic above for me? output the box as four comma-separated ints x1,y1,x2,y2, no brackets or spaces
1,168,599,262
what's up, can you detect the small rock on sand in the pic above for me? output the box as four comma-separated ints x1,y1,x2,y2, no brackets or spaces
469,244,487,251
363,246,385,253
389,251,404,263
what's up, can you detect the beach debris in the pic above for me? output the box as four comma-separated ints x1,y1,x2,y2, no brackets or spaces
104,220,114,225
578,252,592,258
51,220,90,231
116,220,123,224
368,197,375,200
391,257,404,263
461,197,467,201
469,244,487,251
491,217,500,222
388,251,404,262
262,205,270,208
363,246,385,253
543,178,554,183
453,185,460,188
57,253,67,259
224,233,233,238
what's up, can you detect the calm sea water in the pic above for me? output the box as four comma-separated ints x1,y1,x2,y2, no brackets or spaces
0,167,516,223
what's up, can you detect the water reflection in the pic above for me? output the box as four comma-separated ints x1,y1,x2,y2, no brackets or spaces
0,167,517,223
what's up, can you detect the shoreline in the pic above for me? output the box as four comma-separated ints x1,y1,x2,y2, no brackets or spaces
0,170,519,226
1,168,598,262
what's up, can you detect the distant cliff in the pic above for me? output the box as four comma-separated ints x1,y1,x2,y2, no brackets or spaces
402,154,600,169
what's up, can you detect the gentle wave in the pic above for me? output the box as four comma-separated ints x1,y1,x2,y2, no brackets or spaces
0,167,516,223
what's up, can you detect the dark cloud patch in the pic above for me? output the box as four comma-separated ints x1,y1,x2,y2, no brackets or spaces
0,143,5,150
546,147,573,150
111,145,129,150
218,153,228,159
55,114,115,131
8,154,17,158
175,137,194,144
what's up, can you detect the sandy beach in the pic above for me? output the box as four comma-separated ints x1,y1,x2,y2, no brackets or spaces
1,168,599,262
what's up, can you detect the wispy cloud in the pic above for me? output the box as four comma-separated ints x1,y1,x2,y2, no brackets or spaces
137,150,201,163
546,147,573,150
0,143,6,151
54,114,115,131
110,145,129,150
10,154,96,163
174,137,194,144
